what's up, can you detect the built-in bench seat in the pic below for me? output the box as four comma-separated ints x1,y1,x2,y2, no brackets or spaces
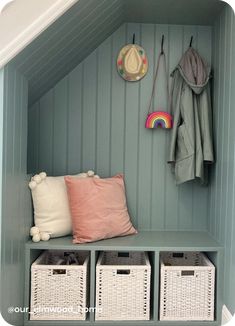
26,230,222,251
24,231,223,326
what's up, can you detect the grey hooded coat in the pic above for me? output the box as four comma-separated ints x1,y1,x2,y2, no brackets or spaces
168,48,214,185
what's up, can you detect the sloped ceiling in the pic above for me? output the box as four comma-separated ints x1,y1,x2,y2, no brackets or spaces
11,0,125,105
10,0,225,105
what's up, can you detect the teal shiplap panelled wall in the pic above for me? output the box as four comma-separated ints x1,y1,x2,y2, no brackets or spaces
28,23,212,231
0,64,32,325
209,5,235,315
0,69,4,320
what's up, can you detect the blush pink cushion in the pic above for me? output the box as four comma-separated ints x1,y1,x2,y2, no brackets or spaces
64,174,137,243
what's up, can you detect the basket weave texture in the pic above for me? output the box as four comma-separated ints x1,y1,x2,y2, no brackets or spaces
95,251,151,321
30,250,89,320
160,252,215,321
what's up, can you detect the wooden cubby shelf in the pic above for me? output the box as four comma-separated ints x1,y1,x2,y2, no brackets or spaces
24,231,223,326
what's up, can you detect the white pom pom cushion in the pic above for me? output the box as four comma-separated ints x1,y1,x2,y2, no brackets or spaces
29,171,98,238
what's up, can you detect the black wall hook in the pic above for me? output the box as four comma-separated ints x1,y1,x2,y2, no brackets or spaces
161,35,164,54
189,36,193,47
132,33,135,44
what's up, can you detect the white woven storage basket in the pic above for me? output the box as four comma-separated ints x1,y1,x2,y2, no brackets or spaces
160,252,215,321
30,250,89,320
95,251,151,321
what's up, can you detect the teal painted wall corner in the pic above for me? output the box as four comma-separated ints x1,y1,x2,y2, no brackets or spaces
0,63,32,326
0,68,5,321
209,4,235,315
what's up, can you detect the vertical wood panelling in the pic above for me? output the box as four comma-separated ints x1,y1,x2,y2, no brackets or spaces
3,64,15,323
82,52,97,171
209,5,235,315
1,64,32,325
223,7,234,310
27,102,39,173
177,26,197,231
67,64,83,174
110,24,126,175
29,23,212,232
209,20,219,238
4,64,15,323
0,67,7,320
165,25,182,230
0,70,3,232
219,9,229,246
53,77,68,175
151,24,169,230
214,14,223,241
13,70,22,305
137,24,154,230
39,90,54,174
228,9,235,312
96,38,112,177
197,26,212,63
124,23,140,226
192,26,212,231
217,12,226,245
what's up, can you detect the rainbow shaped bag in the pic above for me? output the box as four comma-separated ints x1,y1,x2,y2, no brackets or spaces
145,46,172,129
145,111,172,129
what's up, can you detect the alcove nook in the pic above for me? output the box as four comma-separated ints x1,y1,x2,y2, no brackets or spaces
0,1,234,325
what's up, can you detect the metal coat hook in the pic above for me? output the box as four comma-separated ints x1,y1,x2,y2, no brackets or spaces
161,35,164,54
189,36,193,47
132,33,135,44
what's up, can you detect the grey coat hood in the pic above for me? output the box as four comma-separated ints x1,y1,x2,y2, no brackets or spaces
172,47,211,95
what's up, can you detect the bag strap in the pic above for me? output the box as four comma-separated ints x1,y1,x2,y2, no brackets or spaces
147,51,169,114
